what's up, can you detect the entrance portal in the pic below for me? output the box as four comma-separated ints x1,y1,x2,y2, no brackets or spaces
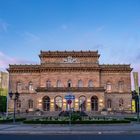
42,96,50,111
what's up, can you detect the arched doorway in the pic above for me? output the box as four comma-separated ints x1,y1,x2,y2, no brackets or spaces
79,96,86,111
55,96,63,111
91,96,98,111
42,96,50,111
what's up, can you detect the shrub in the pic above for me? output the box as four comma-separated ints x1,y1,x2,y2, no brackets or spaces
23,119,131,124
124,117,138,121
0,117,26,123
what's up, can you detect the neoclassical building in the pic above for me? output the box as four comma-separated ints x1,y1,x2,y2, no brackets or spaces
7,51,132,115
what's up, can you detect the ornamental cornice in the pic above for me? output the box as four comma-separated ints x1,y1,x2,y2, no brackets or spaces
7,64,133,73
39,50,100,58
100,64,133,72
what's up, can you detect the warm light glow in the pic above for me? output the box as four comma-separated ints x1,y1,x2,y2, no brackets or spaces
99,103,103,106
99,99,103,103
38,99,42,103
63,99,66,102
75,99,78,102
51,99,54,102
87,99,90,102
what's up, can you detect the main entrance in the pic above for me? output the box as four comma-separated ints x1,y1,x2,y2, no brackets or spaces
43,96,50,111
91,96,98,111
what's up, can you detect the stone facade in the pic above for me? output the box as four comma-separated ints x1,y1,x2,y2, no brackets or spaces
7,51,133,114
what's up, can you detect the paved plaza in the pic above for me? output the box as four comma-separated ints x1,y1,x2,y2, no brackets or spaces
1,123,140,135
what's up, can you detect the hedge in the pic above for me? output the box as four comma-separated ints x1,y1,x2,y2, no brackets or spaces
0,118,26,123
23,120,131,124
124,117,138,121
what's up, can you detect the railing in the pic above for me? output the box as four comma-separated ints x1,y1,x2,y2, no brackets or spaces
36,87,105,92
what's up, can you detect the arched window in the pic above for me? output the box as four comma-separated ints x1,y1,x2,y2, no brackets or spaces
67,80,72,88
56,80,61,87
43,96,50,111
106,82,111,91
29,82,33,91
118,81,124,92
119,98,124,107
91,96,98,111
28,99,33,109
46,80,51,88
107,99,112,108
16,100,21,109
79,96,86,111
88,80,93,87
55,96,63,111
78,80,83,87
17,82,22,92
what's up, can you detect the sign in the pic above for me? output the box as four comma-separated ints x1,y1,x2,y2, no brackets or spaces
65,95,75,100
67,100,72,105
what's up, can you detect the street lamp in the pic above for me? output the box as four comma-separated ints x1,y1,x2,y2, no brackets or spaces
9,91,20,123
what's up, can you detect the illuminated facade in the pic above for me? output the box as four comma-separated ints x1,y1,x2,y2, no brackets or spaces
7,51,132,115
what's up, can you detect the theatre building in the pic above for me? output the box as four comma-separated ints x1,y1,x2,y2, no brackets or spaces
7,51,132,115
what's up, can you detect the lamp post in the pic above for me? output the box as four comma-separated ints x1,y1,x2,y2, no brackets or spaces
9,91,20,123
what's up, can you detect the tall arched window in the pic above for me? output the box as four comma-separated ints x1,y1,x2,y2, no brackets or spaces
88,80,93,87
56,80,61,87
55,96,63,111
119,98,124,107
78,80,83,87
91,96,98,111
107,99,112,108
46,80,51,88
29,82,33,91
79,96,86,111
67,80,72,88
16,82,22,92
28,99,33,109
16,100,21,109
43,96,50,111
118,81,124,92
106,82,112,91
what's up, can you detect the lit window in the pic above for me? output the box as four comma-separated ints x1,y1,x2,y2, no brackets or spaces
55,96,63,111
79,96,86,111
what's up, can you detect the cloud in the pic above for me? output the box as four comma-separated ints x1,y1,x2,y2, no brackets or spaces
22,31,40,42
0,19,9,32
0,51,37,71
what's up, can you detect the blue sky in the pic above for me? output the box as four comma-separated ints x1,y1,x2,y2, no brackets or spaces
0,0,140,83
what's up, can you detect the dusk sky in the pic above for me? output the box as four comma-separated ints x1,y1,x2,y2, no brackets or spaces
0,0,140,85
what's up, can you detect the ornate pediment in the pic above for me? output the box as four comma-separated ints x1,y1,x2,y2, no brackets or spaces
63,56,78,63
